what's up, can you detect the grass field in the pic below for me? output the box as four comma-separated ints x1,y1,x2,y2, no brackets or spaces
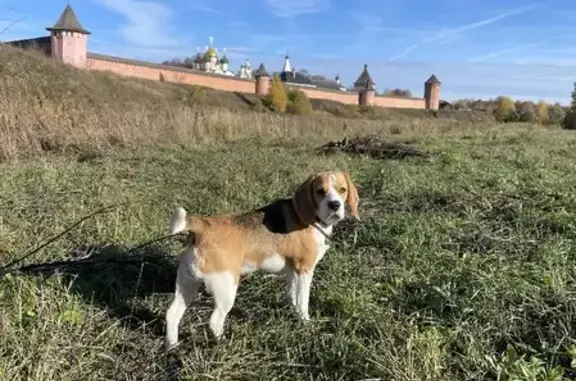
2,125,576,380
1,44,576,380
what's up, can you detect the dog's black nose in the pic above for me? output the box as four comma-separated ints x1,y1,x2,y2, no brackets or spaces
327,201,341,211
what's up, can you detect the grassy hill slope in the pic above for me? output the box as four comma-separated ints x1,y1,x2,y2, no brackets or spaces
0,44,492,161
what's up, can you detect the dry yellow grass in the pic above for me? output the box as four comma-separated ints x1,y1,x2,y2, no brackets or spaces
0,44,500,161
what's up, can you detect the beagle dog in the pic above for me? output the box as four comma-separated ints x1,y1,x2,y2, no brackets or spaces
164,171,360,349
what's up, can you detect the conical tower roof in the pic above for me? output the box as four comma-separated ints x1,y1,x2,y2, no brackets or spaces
46,4,90,34
426,74,441,84
354,64,375,89
254,63,270,77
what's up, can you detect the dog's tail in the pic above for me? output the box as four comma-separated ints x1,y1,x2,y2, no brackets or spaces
168,207,188,235
168,207,205,237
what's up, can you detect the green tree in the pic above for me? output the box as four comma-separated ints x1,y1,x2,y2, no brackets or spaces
548,103,565,125
571,81,576,112
563,83,576,129
381,88,412,98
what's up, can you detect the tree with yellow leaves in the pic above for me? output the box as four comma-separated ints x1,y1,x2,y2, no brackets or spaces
266,75,288,113
493,96,517,122
535,100,549,125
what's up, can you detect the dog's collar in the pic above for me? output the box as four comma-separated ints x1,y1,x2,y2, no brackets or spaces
312,217,331,240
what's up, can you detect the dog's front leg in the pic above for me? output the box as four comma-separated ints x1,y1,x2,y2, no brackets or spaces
294,269,314,321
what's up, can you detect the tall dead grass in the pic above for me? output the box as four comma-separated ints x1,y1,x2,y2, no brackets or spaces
0,44,494,161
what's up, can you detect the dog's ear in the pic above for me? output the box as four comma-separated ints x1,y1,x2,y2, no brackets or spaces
292,174,318,225
343,172,360,221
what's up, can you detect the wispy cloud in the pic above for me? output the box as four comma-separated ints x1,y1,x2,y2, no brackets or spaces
389,3,542,60
467,37,559,62
347,14,428,56
92,0,181,48
432,4,538,42
264,0,330,18
390,44,418,61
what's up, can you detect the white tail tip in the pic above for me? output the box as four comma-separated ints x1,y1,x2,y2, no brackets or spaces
168,207,187,235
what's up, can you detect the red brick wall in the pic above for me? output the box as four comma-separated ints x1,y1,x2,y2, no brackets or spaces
292,87,359,104
86,55,255,93
374,96,426,109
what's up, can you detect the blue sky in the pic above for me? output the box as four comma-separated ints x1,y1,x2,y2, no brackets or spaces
2,0,576,104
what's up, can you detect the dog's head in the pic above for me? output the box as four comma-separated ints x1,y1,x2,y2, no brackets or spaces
292,171,360,226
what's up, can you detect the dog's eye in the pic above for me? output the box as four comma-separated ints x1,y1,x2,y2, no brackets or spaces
316,189,326,196
339,187,346,193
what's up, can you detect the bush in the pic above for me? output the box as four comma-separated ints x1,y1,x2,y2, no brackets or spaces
515,101,536,123
181,85,205,105
287,89,312,115
265,75,288,113
516,108,535,123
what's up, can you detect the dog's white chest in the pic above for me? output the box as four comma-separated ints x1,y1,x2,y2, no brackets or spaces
313,227,331,263
260,254,288,273
240,254,288,275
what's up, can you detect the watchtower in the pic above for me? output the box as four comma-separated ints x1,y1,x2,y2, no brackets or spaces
46,4,90,68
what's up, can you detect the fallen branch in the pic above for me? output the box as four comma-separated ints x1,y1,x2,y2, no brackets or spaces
316,136,430,160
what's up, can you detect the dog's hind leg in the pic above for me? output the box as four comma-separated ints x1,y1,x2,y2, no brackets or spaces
204,271,238,339
165,265,201,350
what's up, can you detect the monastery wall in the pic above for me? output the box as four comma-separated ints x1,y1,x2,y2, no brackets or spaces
291,87,359,104
86,54,256,94
86,55,432,109
374,95,426,109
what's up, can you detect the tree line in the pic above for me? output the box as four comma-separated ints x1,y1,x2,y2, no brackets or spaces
444,97,564,125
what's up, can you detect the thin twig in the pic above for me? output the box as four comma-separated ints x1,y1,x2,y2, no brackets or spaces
5,232,187,276
0,204,120,277
0,16,26,39
121,232,188,256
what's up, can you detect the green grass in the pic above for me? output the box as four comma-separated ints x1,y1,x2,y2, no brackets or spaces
1,126,576,380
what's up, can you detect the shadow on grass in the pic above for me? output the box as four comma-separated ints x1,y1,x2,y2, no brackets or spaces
16,243,179,335
15,242,266,336
14,243,190,380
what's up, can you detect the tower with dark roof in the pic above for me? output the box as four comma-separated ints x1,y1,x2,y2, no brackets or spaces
424,74,441,110
254,63,270,96
46,4,90,68
354,64,376,106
